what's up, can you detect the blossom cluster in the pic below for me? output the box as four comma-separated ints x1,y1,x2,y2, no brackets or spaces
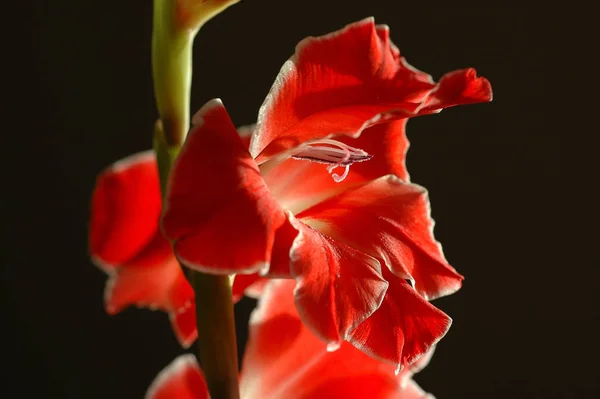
89,16,491,398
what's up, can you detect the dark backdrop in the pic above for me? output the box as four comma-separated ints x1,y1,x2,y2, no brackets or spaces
4,1,597,398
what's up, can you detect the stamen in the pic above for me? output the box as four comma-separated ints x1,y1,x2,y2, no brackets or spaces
290,139,372,183
327,164,350,183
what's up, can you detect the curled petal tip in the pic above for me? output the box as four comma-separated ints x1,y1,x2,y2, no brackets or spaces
465,68,493,102
191,98,225,125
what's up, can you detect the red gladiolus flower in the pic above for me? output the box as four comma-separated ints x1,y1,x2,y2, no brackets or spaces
162,17,491,369
88,151,262,347
146,280,436,399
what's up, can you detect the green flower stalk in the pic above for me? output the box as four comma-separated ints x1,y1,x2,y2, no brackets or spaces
152,0,240,148
151,1,242,398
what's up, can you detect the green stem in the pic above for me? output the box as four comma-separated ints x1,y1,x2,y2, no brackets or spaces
152,0,193,146
190,273,240,399
151,2,240,398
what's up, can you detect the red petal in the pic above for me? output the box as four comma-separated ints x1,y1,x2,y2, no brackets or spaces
145,355,209,399
162,99,286,274
420,68,493,113
103,233,174,314
170,302,197,348
263,158,350,215
375,25,435,87
231,273,265,302
349,267,451,369
282,218,389,345
240,280,306,398
301,376,435,399
251,18,433,161
241,280,434,398
250,18,491,163
90,152,197,347
103,231,197,347
89,151,162,267
298,175,462,300
266,213,301,277
168,269,197,347
243,278,269,298
182,122,269,303
344,119,411,182
398,346,435,388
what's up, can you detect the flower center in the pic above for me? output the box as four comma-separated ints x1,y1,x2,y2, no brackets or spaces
290,139,372,182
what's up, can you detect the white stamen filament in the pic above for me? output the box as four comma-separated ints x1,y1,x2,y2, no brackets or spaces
291,138,372,183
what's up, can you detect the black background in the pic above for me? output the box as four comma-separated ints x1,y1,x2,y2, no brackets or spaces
4,1,598,398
